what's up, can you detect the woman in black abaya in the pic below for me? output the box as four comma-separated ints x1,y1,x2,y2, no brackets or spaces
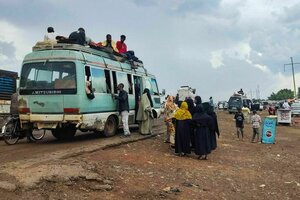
192,104,214,160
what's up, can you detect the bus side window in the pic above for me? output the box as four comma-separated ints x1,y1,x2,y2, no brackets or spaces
150,78,159,95
85,66,91,81
104,70,111,93
84,66,94,98
133,76,142,97
112,71,117,94
127,74,133,94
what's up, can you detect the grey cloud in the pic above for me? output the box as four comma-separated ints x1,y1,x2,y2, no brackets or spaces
249,28,300,74
277,2,300,24
1,0,299,100
175,0,221,15
0,41,19,73
131,0,158,6
0,41,16,58
0,0,68,28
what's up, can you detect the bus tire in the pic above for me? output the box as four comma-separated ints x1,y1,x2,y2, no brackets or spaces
30,129,46,141
103,115,117,137
51,125,76,140
25,129,36,142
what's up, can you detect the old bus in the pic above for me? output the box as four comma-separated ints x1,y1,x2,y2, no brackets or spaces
18,43,162,139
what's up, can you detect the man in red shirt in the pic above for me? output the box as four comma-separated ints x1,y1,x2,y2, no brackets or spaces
116,35,139,63
116,35,127,53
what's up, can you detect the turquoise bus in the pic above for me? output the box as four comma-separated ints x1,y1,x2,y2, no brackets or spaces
18,43,163,139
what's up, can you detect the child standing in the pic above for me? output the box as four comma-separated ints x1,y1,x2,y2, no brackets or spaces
234,108,244,140
251,110,261,143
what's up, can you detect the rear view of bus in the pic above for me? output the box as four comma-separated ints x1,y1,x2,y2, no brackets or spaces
19,59,78,139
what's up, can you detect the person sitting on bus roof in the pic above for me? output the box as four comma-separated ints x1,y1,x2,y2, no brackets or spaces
116,35,127,53
85,36,97,46
68,28,86,46
44,27,58,42
101,34,119,52
237,88,244,95
116,35,139,62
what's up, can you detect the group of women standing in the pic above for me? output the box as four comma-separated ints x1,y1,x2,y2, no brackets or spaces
164,95,220,160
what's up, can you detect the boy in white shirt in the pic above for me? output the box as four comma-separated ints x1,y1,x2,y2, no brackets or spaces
251,110,261,143
44,27,57,42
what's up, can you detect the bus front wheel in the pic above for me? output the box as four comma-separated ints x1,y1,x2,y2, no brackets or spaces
103,115,117,137
51,125,76,140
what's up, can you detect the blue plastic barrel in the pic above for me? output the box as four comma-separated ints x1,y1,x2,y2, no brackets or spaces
261,116,277,144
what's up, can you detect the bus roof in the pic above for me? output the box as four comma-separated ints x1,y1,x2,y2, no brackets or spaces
24,43,154,77
32,43,144,67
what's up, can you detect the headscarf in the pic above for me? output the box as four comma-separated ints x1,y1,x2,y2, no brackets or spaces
194,104,204,114
165,95,177,111
174,101,192,120
194,96,202,105
143,88,153,107
185,97,195,116
202,102,213,114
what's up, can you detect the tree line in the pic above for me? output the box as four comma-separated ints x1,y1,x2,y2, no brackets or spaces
268,89,295,100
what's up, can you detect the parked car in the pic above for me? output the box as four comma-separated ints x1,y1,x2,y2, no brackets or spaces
262,101,269,110
291,102,300,116
217,101,228,110
253,102,263,111
224,102,228,110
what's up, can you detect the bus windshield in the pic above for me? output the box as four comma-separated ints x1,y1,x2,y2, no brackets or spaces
228,96,242,107
19,62,76,95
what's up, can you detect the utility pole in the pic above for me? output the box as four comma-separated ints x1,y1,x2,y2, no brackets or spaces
248,89,253,99
256,85,260,100
284,57,298,98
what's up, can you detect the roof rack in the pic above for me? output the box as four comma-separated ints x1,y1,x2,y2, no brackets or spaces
32,41,144,68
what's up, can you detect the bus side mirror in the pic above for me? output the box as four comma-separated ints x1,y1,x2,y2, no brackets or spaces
160,89,165,96
192,89,196,94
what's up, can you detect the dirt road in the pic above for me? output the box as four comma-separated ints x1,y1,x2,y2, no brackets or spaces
0,111,299,200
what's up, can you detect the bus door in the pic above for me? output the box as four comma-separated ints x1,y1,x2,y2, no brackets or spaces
133,76,142,120
111,71,136,123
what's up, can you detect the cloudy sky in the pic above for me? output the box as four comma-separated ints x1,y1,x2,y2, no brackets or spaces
1,0,300,102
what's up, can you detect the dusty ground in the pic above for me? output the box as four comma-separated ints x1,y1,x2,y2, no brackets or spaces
0,110,299,200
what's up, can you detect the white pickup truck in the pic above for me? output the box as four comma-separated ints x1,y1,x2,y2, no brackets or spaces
291,101,300,116
177,86,196,101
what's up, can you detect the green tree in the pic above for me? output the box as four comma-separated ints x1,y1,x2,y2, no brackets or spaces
268,89,294,100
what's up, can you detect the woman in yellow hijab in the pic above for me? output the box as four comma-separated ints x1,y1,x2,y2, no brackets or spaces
174,101,192,120
173,101,192,156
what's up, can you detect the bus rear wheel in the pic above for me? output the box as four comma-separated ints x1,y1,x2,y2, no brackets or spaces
103,115,117,137
51,125,76,140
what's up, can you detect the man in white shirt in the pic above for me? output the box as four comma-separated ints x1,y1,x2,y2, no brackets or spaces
44,27,57,42
282,100,290,109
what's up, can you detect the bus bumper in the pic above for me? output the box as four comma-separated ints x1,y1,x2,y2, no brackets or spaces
19,114,82,129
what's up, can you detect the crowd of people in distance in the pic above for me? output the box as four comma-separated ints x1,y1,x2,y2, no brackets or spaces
163,95,220,160
43,26,138,62
268,99,292,115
